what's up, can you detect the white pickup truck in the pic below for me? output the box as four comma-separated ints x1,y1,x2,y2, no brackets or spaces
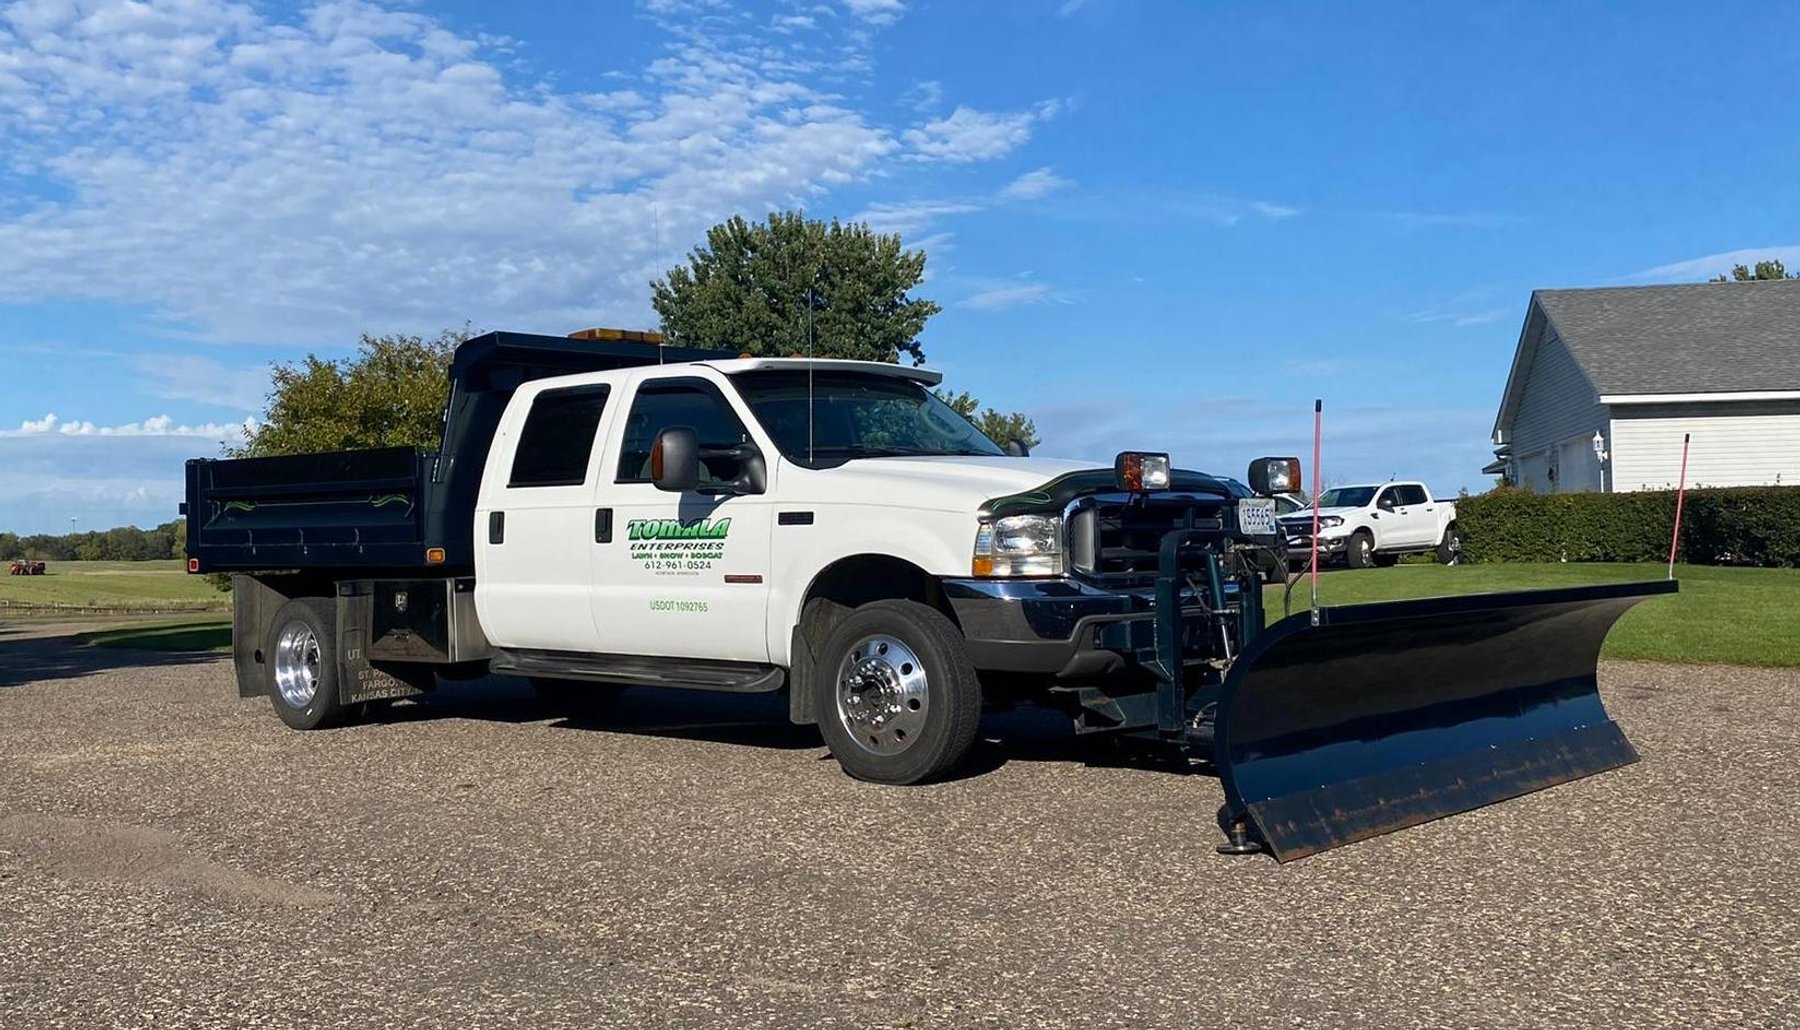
1278,481,1459,569
186,329,1296,789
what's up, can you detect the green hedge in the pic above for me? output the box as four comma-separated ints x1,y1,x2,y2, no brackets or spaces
1456,486,1800,567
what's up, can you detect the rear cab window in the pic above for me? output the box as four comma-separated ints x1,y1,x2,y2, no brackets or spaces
508,384,612,487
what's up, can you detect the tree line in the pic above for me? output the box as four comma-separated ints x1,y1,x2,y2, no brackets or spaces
0,521,186,562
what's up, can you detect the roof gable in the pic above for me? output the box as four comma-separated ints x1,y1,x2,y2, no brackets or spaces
1493,280,1800,437
1535,280,1800,395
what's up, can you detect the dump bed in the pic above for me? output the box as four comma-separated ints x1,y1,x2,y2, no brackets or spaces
185,330,731,574
186,446,442,571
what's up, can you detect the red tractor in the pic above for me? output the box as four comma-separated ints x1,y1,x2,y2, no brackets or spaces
8,559,46,575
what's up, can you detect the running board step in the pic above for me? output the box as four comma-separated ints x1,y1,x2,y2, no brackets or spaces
490,649,786,693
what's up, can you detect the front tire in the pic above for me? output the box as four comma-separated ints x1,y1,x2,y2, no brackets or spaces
814,599,982,785
266,597,350,730
1346,530,1376,569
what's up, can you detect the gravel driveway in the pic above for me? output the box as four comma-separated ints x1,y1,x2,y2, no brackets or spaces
1,627,1795,1029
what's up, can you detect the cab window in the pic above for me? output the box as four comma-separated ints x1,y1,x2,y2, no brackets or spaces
508,385,611,488
616,380,751,487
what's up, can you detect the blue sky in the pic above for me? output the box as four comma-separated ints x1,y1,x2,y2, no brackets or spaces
2,0,1795,534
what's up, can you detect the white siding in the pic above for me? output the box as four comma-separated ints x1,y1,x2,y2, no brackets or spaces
1611,401,1800,490
1509,326,1608,492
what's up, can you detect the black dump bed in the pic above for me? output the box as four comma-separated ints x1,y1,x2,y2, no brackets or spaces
185,330,730,574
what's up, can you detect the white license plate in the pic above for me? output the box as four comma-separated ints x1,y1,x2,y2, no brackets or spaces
1236,498,1278,537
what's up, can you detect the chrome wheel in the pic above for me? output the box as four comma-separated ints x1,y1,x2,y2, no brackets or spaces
834,634,929,756
273,620,322,709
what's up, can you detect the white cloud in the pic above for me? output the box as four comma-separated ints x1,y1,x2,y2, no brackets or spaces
128,354,270,411
959,283,1053,310
1629,245,1800,283
902,79,944,112
0,0,1024,347
2,413,256,439
903,103,1056,163
1056,0,1092,16
1171,195,1301,226
853,198,983,236
841,0,906,24
1000,167,1071,201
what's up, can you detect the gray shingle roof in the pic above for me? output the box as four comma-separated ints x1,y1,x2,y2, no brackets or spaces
1535,279,1800,395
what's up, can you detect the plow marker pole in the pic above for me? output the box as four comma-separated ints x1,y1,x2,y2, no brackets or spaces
1310,399,1321,624
1668,432,1690,579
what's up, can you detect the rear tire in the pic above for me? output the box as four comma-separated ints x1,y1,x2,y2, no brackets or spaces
1438,523,1462,564
1346,531,1376,569
814,599,981,785
266,597,350,731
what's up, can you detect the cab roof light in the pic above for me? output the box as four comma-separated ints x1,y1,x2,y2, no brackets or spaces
568,327,666,344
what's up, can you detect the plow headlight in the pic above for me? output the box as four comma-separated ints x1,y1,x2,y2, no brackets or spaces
973,514,1064,577
1249,456,1302,495
1114,451,1171,492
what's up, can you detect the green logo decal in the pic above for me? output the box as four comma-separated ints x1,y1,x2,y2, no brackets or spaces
626,517,732,541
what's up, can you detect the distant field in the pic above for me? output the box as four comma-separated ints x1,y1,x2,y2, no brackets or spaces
1265,563,1800,667
0,560,227,612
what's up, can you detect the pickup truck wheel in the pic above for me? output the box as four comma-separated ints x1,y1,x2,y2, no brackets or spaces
266,597,349,731
815,599,981,786
1346,530,1376,569
1438,524,1462,565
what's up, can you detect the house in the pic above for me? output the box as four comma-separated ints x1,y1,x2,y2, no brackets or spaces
1487,280,1800,492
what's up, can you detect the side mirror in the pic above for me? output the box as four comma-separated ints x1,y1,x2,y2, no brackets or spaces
651,427,700,493
1248,456,1302,496
1004,438,1030,457
726,443,768,495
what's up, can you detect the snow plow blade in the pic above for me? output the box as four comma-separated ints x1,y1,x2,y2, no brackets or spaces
1215,580,1677,862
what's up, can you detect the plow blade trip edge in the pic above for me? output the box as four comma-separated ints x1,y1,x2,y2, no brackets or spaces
1215,580,1677,862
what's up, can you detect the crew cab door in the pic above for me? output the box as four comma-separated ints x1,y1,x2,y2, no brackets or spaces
589,373,774,662
1383,483,1436,548
474,382,616,652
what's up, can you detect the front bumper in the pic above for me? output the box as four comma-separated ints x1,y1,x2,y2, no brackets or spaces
941,576,1230,678
1281,528,1349,555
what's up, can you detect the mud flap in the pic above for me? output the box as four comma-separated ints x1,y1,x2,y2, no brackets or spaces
1215,580,1677,862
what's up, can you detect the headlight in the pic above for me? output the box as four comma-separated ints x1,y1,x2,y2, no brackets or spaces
972,514,1064,577
1318,515,1344,529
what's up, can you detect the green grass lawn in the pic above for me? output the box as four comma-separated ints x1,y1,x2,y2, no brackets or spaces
76,617,232,652
0,560,228,611
1264,563,1800,667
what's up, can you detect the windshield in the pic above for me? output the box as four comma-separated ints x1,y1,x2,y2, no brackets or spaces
730,369,1004,465
1314,486,1377,508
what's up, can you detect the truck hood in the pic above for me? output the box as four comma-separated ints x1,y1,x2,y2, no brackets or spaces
789,455,1100,513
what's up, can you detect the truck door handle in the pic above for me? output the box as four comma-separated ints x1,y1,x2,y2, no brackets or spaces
488,511,504,544
595,508,613,543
